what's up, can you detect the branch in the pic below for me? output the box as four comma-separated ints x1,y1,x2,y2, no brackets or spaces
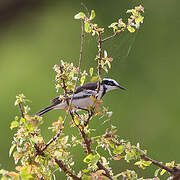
39,130,63,153
141,154,180,179
80,129,92,154
97,161,113,180
54,158,81,180
101,30,123,43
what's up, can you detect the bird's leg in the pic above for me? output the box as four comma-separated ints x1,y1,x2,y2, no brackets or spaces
84,107,95,126
73,110,81,118
74,106,89,112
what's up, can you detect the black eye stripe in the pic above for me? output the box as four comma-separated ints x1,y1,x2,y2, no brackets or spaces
103,80,115,86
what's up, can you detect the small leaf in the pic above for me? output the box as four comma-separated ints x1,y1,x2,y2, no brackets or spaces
160,169,166,176
10,121,19,130
85,21,92,33
82,169,90,173
113,145,125,154
74,116,80,125
127,25,135,33
9,144,16,157
118,18,126,28
74,12,85,19
154,168,160,177
126,9,133,13
108,22,118,28
90,10,95,20
83,153,94,163
104,50,107,58
135,15,144,24
107,61,111,69
80,75,86,86
89,67,93,76
91,76,98,82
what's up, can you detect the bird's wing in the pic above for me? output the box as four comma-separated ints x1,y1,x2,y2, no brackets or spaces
75,81,97,93
51,81,97,105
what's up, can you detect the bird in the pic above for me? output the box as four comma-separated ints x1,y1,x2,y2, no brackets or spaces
36,78,126,116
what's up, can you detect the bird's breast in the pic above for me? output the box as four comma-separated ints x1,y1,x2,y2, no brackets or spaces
72,96,94,108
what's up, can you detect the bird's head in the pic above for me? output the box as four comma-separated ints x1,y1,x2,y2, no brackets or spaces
101,78,126,92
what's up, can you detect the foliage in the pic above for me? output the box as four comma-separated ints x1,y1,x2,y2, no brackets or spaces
1,4,180,180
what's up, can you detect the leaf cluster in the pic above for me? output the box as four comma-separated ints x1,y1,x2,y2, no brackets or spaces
1,4,179,180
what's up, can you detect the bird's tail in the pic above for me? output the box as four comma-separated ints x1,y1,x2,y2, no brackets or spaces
36,104,55,116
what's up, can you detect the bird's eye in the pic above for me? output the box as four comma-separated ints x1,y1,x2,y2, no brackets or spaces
108,81,114,86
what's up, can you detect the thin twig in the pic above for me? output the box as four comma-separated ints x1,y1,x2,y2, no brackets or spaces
18,102,24,118
54,158,81,180
97,161,113,180
141,154,180,179
141,154,174,174
40,130,63,153
69,19,85,107
97,32,103,93
101,30,123,43
80,129,92,154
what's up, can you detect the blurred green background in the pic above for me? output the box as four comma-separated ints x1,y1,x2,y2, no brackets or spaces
0,0,180,179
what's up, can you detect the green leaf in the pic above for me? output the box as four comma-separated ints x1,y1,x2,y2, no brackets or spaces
82,169,90,173
74,12,85,19
20,118,26,124
135,160,152,169
80,75,86,86
154,168,160,177
135,15,144,24
10,121,19,130
143,160,152,166
108,22,118,28
160,169,166,176
20,166,33,180
125,153,133,162
126,9,133,13
89,68,93,76
85,21,92,33
92,154,100,164
83,153,94,163
107,61,111,69
90,10,95,20
127,25,135,33
74,116,80,125
118,19,126,28
91,76,98,82
9,144,16,157
113,145,125,154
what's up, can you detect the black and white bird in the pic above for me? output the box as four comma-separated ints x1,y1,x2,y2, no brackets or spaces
36,78,126,116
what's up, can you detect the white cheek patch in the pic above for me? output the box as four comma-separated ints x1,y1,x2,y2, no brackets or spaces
106,85,118,92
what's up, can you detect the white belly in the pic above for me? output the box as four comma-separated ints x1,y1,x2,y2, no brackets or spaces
72,97,94,108
54,96,94,110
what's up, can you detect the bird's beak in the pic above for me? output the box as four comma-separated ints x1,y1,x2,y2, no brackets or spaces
117,85,126,90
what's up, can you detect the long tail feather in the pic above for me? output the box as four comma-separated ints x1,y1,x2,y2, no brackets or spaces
36,105,55,116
